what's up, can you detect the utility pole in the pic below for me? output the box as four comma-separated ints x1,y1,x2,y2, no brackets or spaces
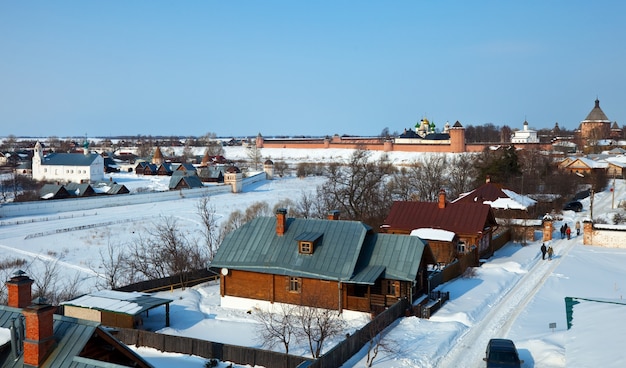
612,173,616,209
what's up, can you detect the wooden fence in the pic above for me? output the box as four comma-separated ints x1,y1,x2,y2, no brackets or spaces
114,268,220,293
306,298,411,368
413,291,451,319
113,328,312,368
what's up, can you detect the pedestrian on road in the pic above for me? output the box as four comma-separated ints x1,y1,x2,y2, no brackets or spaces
566,227,571,240
575,221,581,236
541,243,547,260
548,245,554,260
560,224,565,239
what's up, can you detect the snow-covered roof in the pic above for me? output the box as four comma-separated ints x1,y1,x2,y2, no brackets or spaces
61,290,172,315
484,189,537,210
410,228,456,242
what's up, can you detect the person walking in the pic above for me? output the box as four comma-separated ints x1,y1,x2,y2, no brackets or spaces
575,221,581,236
566,226,571,240
541,243,547,260
560,224,565,239
548,245,554,260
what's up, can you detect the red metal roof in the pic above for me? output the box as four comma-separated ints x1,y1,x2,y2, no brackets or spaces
454,182,507,204
382,200,497,235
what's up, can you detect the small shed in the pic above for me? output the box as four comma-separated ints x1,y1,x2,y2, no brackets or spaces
62,290,173,329
64,182,96,197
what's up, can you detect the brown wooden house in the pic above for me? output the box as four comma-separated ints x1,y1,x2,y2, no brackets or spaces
380,190,498,263
211,210,436,314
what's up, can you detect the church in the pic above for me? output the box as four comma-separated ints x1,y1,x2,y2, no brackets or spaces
32,141,104,183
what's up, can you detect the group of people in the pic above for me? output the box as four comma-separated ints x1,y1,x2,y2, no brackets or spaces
560,221,581,240
544,221,582,260
540,243,554,260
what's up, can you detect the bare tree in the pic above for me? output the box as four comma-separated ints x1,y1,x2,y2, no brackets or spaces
253,304,298,354
30,258,60,302
362,315,399,367
295,302,346,358
318,149,394,226
94,240,129,290
247,144,262,171
126,216,208,288
293,190,325,219
447,153,479,199
197,195,220,261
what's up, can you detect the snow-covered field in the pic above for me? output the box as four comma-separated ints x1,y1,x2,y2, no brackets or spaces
1,147,626,367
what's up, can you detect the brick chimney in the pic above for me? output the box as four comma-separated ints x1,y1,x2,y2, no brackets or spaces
438,189,446,209
23,297,56,367
276,208,287,236
6,270,33,308
327,210,340,220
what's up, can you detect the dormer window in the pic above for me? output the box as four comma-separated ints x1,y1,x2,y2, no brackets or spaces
299,241,313,254
295,232,323,255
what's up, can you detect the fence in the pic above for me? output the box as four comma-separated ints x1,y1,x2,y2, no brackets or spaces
413,291,451,319
114,268,220,293
307,299,410,368
113,328,312,368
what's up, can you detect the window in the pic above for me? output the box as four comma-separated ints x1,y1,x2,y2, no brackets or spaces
385,280,399,297
457,241,466,253
288,277,301,293
299,241,313,254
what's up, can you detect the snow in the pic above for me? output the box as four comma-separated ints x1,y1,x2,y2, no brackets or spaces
1,147,626,367
410,228,456,242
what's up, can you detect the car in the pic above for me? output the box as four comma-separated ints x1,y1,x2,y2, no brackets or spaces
563,200,583,212
483,338,524,367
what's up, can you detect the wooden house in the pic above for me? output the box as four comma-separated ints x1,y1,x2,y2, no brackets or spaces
39,184,71,200
63,182,96,197
409,228,459,267
175,163,197,175
211,209,436,314
134,161,147,174
168,172,204,190
142,163,158,176
0,272,152,368
197,166,225,183
380,190,498,262
156,163,173,176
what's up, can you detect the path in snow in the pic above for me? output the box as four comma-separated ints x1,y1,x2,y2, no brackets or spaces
438,234,576,367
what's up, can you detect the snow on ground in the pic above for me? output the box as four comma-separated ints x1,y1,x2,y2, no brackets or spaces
1,147,626,367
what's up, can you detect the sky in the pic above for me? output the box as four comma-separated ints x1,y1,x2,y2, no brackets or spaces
1,146,626,367
2,1,626,139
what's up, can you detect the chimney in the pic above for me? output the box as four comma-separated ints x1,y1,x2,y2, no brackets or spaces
327,210,340,220
438,189,446,209
22,297,56,367
276,208,287,236
486,175,491,183
6,270,33,308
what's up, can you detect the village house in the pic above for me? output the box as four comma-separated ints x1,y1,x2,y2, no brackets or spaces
380,189,498,268
31,141,104,183
211,209,436,314
0,271,152,368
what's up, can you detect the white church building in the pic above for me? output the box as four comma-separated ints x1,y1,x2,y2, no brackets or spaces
32,141,104,183
511,120,539,144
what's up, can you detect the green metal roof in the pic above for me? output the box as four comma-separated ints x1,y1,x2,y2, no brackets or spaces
212,217,371,281
212,217,430,284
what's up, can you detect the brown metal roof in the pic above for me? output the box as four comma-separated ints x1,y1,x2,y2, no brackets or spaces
454,182,507,204
382,200,497,235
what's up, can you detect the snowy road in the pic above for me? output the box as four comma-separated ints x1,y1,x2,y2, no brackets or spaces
437,236,577,367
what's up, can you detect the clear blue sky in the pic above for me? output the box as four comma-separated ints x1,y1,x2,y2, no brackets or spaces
1,1,625,138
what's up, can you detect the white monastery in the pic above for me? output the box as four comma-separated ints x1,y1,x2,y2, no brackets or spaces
32,141,104,183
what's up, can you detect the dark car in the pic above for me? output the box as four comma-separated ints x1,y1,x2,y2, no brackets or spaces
563,200,583,212
483,338,524,367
